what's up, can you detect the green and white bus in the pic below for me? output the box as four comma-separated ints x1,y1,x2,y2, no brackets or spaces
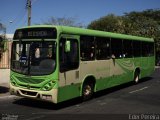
10,25,155,103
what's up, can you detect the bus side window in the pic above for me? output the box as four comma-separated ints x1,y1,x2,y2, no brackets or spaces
96,37,110,60
142,42,154,57
133,41,141,57
80,35,95,61
123,40,133,58
111,38,123,58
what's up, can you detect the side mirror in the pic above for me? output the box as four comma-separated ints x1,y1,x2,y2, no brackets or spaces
65,40,71,52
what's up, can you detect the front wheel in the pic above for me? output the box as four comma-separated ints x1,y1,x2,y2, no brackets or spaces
82,82,94,101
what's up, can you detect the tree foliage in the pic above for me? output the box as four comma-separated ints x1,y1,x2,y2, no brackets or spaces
0,22,6,61
88,9,160,37
88,9,160,60
0,22,6,34
88,14,126,33
124,10,160,38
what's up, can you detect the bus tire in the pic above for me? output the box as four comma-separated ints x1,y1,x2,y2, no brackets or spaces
82,82,94,101
134,70,140,84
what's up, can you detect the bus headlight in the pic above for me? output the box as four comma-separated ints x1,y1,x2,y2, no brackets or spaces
41,80,55,91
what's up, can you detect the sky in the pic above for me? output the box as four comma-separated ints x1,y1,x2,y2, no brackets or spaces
0,0,160,34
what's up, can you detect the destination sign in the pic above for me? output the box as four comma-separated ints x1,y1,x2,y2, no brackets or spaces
13,28,57,39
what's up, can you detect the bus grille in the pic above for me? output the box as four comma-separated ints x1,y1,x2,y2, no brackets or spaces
20,90,37,96
16,77,44,84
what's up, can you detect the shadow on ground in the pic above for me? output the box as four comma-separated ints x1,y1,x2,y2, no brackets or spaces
95,77,152,98
13,97,82,110
0,86,9,94
13,77,152,110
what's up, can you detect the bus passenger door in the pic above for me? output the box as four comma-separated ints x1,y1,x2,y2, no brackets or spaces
58,35,80,102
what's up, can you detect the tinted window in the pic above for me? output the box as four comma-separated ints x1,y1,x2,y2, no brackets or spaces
142,42,149,57
96,37,110,60
80,36,95,61
123,40,133,58
148,42,154,56
133,41,141,57
111,38,123,58
142,42,154,57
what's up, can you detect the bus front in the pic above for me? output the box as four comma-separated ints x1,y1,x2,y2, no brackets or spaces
10,26,59,103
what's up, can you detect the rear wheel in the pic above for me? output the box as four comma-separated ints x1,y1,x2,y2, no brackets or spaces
82,82,94,101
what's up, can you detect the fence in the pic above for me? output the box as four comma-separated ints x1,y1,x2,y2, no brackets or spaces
0,41,12,69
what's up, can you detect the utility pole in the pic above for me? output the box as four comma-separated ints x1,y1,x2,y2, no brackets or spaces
27,0,31,26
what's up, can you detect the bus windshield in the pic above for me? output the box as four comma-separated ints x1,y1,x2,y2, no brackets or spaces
11,41,56,75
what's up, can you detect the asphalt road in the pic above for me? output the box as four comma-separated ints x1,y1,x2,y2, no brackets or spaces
0,68,160,120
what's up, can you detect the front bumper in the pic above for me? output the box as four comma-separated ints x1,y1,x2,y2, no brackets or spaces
9,83,58,104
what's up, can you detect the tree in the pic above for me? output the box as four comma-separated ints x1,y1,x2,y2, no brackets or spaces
88,9,160,37
124,9,160,55
88,14,125,33
0,22,6,33
42,16,84,28
124,10,159,36
0,22,6,61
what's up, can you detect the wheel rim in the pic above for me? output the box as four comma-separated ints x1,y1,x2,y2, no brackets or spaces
135,75,139,83
84,85,92,96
